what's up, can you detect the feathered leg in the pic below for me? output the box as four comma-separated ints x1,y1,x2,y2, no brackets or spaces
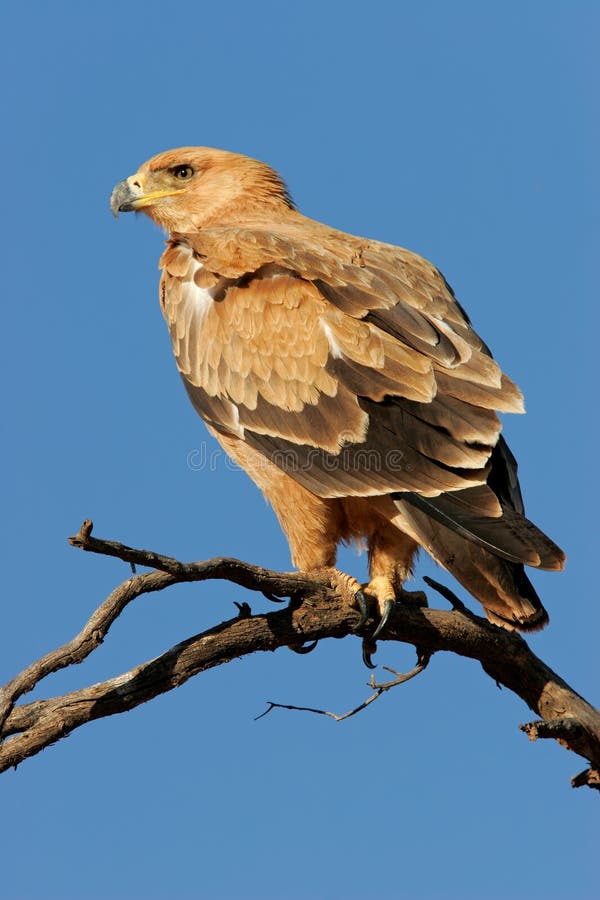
358,522,421,666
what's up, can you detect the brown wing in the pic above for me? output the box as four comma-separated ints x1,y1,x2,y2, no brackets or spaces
160,225,564,570
173,223,524,409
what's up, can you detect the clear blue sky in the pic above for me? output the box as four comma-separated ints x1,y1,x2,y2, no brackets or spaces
1,2,597,898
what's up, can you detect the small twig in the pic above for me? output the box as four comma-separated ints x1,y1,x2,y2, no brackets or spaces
369,649,432,689
571,768,600,791
423,576,471,614
68,519,329,598
68,519,188,573
234,601,252,619
520,717,585,744
255,649,432,722
71,519,93,543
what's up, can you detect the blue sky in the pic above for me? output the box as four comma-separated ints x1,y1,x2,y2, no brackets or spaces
0,2,597,898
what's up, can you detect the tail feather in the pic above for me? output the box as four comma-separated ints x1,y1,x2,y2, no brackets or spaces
400,489,565,571
391,499,553,630
397,434,565,575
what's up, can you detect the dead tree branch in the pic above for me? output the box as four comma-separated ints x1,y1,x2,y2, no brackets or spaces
255,651,432,722
0,521,598,790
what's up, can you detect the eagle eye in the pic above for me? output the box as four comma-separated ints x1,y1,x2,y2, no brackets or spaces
171,165,194,180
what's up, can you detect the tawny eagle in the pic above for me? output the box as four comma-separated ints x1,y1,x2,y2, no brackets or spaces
111,147,564,660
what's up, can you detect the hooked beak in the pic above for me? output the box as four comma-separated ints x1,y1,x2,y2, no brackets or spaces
110,176,186,218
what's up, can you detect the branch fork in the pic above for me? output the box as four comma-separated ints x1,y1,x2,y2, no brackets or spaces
0,519,597,790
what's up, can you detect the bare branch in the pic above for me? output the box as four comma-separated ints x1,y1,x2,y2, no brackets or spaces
0,569,176,732
1,521,598,789
255,649,432,722
371,650,432,689
571,768,600,790
68,520,325,596
520,717,586,744
0,520,332,737
423,575,473,616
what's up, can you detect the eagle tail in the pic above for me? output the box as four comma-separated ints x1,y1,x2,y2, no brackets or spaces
391,497,560,631
399,489,565,571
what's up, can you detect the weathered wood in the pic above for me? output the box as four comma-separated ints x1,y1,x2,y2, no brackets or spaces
0,521,597,789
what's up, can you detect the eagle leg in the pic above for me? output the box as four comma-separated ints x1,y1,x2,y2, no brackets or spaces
360,523,421,666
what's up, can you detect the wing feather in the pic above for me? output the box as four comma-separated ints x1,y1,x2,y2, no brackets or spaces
159,228,532,515
157,222,565,582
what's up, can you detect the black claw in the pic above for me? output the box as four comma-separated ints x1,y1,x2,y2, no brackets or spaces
353,589,370,631
362,639,377,669
372,598,395,639
262,591,285,603
289,640,319,655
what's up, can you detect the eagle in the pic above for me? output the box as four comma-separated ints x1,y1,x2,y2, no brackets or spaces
111,147,565,660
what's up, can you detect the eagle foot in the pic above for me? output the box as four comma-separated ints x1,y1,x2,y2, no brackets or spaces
360,579,423,667
311,567,367,629
353,589,370,630
362,638,378,669
372,598,395,639
364,575,397,641
361,603,393,669
304,568,399,667
361,586,428,668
